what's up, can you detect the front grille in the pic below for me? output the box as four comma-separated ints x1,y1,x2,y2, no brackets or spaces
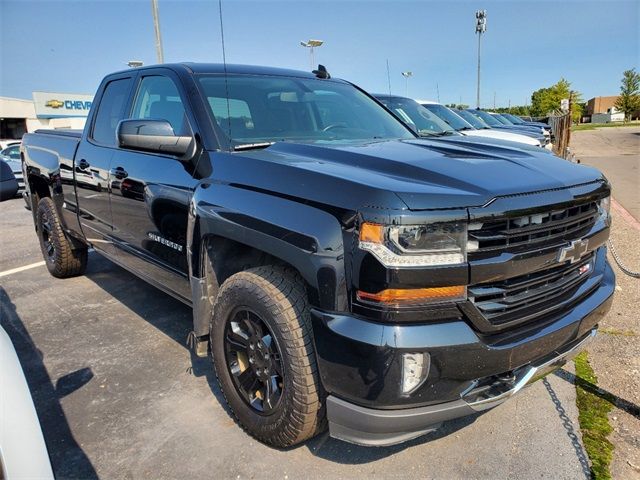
468,253,596,327
469,200,599,258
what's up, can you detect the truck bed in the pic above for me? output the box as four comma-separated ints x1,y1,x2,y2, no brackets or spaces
33,129,83,138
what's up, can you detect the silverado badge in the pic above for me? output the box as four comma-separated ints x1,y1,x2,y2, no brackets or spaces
557,239,589,264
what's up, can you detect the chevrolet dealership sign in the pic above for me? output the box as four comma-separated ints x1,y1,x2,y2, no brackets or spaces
33,91,94,118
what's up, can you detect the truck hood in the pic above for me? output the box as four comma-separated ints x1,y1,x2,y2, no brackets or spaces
231,139,605,211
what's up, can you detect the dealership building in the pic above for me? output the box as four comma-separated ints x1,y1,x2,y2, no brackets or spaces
0,92,93,140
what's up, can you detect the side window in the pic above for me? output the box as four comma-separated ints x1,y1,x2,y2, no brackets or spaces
91,78,132,146
131,76,190,135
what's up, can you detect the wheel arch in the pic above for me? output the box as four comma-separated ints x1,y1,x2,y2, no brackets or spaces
187,181,350,337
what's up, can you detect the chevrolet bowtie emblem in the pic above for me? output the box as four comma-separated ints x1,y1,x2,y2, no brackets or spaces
45,99,64,108
557,239,589,264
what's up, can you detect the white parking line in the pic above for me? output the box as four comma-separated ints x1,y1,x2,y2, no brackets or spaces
0,261,46,278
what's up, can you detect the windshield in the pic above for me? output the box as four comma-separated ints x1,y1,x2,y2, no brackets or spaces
377,97,456,136
467,109,502,127
420,104,474,131
503,113,525,124
491,114,513,125
197,75,415,148
455,109,489,129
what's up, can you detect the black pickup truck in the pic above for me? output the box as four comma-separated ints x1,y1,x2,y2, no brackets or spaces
21,63,614,448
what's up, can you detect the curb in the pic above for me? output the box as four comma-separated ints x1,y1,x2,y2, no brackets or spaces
611,198,640,232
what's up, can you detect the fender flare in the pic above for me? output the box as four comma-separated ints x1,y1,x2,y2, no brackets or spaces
187,181,349,337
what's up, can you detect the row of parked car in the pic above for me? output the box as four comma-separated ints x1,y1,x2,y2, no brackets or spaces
374,95,552,149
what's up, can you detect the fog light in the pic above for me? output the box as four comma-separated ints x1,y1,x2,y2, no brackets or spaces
402,352,430,394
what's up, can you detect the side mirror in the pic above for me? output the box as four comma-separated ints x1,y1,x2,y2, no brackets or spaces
117,119,194,157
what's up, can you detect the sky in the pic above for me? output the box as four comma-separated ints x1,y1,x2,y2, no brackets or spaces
1,0,638,107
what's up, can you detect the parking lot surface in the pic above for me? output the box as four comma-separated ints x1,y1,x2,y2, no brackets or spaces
572,126,640,221
1,197,595,479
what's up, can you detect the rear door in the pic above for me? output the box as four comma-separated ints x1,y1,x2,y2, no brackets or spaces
108,70,198,300
74,74,135,257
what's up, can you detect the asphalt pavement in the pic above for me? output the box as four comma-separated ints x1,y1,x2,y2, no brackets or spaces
571,126,640,221
0,197,594,479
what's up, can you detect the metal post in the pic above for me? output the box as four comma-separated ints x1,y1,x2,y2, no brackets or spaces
476,32,481,108
401,71,413,98
151,0,164,63
475,10,486,109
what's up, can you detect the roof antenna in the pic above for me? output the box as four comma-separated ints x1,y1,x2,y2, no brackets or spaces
386,59,392,96
313,64,331,79
218,0,232,146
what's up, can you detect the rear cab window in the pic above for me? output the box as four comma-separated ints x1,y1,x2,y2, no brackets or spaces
91,77,134,146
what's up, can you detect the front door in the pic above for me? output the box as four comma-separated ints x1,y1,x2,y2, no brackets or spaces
109,73,197,300
74,75,134,257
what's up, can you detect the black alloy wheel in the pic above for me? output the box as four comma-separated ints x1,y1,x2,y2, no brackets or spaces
223,309,284,414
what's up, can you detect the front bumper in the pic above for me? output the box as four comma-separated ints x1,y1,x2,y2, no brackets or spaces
327,328,597,446
311,261,614,446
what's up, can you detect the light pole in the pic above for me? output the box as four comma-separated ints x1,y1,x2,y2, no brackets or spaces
401,71,413,97
127,60,143,68
300,39,324,70
475,9,486,109
151,0,164,63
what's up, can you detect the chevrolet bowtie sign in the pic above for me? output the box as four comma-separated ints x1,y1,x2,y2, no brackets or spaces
33,91,94,118
557,239,589,264
45,99,65,109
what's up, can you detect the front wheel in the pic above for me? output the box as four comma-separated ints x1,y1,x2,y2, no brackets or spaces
36,197,88,278
210,266,325,447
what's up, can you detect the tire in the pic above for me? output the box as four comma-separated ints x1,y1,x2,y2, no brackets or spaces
36,197,88,278
210,266,325,448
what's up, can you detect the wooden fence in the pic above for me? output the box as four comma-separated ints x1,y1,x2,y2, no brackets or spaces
548,111,572,159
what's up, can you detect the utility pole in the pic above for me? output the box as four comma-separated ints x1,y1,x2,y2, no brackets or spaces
475,10,487,109
401,71,413,97
151,0,164,63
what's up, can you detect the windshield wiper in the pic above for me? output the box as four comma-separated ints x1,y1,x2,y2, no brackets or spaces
458,127,474,131
232,142,275,151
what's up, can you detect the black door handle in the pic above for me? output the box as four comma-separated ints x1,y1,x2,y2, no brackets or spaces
78,159,90,169
110,167,128,180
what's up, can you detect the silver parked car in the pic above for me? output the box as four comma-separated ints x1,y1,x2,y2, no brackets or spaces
0,143,24,194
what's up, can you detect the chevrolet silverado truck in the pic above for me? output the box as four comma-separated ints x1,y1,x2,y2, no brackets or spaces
21,63,615,448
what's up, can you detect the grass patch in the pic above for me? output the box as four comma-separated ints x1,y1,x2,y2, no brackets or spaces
599,327,637,337
574,351,615,479
572,122,640,131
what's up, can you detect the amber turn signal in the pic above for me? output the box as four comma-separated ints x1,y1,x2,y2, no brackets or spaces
359,223,384,244
357,285,466,305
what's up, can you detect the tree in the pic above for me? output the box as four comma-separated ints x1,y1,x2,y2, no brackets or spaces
614,68,640,122
530,78,583,123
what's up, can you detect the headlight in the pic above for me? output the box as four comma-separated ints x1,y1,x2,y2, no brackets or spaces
357,222,467,306
359,222,467,267
598,195,611,223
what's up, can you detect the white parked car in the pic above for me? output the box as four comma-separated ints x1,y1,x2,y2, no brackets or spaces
0,325,54,479
417,101,544,148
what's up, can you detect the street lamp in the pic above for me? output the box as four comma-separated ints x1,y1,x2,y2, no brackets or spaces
475,10,487,109
401,71,413,97
300,39,324,70
127,60,143,68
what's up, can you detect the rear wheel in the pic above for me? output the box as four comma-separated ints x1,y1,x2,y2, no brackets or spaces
36,197,88,278
210,266,325,447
